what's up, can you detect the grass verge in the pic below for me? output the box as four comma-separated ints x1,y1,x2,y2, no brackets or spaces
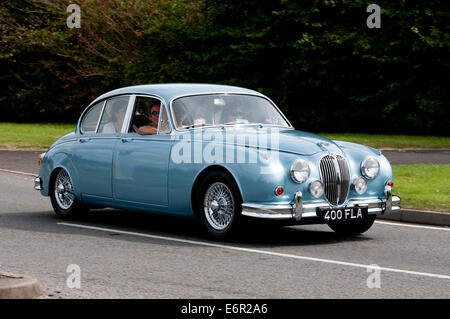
393,164,450,212
320,133,450,149
0,123,75,150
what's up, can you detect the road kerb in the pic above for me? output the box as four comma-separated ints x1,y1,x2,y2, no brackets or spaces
378,209,450,227
0,272,43,299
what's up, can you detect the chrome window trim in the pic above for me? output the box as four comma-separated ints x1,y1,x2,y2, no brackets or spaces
157,102,172,135
121,95,136,133
95,100,108,133
169,92,294,132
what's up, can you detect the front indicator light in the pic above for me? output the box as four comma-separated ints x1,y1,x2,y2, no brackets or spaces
38,152,46,166
354,176,367,194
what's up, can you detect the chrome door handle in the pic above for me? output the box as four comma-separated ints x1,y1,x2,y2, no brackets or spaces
120,138,132,143
78,138,90,143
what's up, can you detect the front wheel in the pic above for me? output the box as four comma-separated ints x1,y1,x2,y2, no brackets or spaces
196,171,242,239
328,215,376,235
50,169,88,219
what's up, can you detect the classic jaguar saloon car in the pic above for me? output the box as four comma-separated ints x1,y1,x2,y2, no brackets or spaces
35,84,400,238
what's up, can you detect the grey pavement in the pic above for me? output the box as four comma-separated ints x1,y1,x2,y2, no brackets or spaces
0,150,42,175
381,149,450,165
0,171,449,298
0,272,42,299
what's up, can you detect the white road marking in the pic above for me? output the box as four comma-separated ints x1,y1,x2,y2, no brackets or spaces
375,220,450,231
0,168,36,177
58,222,450,280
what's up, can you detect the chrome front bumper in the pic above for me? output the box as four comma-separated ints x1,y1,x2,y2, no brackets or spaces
241,187,401,221
34,177,42,191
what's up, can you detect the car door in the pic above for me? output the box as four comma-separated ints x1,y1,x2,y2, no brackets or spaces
74,95,130,198
113,96,173,207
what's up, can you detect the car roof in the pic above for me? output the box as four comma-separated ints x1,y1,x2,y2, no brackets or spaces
89,83,265,106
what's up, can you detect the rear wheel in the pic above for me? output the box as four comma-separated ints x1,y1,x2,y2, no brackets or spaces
50,169,88,219
196,171,242,239
328,215,376,235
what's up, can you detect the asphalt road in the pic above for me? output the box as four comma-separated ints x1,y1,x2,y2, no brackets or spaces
0,170,449,298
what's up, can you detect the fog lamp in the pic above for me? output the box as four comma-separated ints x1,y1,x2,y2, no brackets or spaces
354,176,367,194
310,180,324,198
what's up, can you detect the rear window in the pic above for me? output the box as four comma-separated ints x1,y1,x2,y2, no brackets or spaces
97,96,129,133
81,101,104,133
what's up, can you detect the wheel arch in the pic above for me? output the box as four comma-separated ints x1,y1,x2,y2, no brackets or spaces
190,165,244,216
47,157,80,200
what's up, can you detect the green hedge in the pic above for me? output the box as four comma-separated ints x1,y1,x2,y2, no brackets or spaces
1,0,449,135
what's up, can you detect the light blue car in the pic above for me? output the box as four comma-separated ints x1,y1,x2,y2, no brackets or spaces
35,84,400,238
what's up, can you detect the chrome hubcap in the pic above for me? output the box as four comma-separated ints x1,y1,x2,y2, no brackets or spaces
204,182,234,230
54,170,74,210
210,200,219,211
57,184,65,194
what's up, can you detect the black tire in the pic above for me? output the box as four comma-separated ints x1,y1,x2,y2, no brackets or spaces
195,170,243,239
328,215,376,235
50,169,89,219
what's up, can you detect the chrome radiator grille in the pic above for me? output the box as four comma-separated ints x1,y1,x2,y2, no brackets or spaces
319,154,350,206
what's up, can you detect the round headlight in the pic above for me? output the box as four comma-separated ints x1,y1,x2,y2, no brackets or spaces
354,176,367,194
310,180,324,198
290,158,310,183
361,157,380,179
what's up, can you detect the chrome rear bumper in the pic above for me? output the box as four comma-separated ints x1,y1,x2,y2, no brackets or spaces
241,187,400,221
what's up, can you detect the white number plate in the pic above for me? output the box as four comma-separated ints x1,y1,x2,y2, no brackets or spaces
318,207,368,222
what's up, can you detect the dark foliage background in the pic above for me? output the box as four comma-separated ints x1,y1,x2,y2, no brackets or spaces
1,0,449,134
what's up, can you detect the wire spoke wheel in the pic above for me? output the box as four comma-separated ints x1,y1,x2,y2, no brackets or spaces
203,182,235,231
54,169,75,210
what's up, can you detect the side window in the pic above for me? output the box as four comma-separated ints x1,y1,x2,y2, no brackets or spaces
81,101,104,133
97,96,130,133
158,105,171,134
128,97,164,134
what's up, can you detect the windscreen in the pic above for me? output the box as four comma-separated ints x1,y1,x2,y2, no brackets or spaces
171,94,290,129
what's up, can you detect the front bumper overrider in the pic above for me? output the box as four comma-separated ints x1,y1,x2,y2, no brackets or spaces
241,186,400,221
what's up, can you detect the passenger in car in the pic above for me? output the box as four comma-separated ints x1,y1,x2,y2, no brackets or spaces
138,102,160,135
223,105,247,124
101,103,127,133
